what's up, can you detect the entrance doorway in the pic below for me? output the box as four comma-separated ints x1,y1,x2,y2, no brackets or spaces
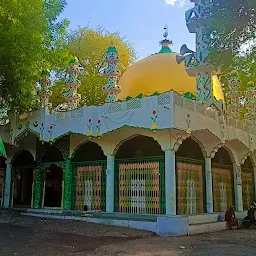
12,150,36,208
44,165,63,208
13,168,34,207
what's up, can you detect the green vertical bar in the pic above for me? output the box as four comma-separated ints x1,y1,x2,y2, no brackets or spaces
114,160,119,212
63,158,72,210
71,163,77,210
100,161,106,211
33,164,42,209
159,157,165,214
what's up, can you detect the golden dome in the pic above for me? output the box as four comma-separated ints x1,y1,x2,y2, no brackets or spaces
118,52,224,102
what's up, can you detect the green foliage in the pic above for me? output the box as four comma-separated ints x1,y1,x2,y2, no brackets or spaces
51,27,136,107
0,0,71,113
208,0,256,72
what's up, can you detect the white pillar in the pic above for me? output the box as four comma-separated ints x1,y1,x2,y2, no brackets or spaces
165,149,176,215
233,164,243,211
4,163,12,208
106,155,115,213
205,158,213,213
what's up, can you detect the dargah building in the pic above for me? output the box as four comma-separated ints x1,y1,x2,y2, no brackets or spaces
0,0,255,236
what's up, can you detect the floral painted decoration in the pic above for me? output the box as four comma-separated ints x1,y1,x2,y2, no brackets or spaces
40,122,44,142
151,110,158,130
48,124,54,144
87,119,93,137
97,120,101,137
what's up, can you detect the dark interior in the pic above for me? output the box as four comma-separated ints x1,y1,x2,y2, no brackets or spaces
73,142,106,162
212,147,232,166
12,150,36,207
115,135,164,159
176,138,204,160
44,165,63,208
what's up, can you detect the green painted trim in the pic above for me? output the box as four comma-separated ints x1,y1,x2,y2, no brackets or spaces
72,160,107,166
52,125,182,143
176,156,204,164
116,156,164,162
106,46,118,54
211,163,233,169
0,137,6,158
158,47,172,54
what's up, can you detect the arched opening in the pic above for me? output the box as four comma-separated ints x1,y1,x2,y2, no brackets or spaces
212,147,234,212
0,157,6,207
41,146,64,209
12,150,36,208
72,142,106,211
73,142,106,162
116,136,164,159
176,138,205,215
241,157,255,210
44,164,63,208
41,145,64,163
115,135,165,215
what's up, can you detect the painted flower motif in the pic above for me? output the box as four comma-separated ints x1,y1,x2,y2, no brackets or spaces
50,125,53,129
98,120,101,124
152,110,156,115
88,119,92,123
41,123,44,127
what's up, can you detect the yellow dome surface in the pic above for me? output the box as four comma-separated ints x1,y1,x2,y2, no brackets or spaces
118,52,224,102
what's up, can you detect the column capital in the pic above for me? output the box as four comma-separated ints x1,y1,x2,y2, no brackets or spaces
207,143,224,159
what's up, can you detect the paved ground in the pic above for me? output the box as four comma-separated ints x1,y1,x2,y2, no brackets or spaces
0,212,256,256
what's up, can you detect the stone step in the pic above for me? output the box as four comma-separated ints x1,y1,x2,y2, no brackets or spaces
188,221,227,235
18,208,159,222
188,213,221,225
21,212,157,233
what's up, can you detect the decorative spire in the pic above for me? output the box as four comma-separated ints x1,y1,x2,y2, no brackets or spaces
244,81,256,127
39,69,52,114
63,54,81,110
177,1,222,111
225,70,242,119
102,45,121,103
159,25,173,54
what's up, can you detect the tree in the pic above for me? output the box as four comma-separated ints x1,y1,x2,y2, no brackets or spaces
208,0,256,72
0,0,70,114
51,28,136,107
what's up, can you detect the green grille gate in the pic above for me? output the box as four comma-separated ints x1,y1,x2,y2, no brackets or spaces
72,160,107,211
176,157,205,215
114,157,165,214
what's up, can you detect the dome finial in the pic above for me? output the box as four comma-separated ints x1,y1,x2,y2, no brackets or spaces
163,25,168,40
159,25,173,54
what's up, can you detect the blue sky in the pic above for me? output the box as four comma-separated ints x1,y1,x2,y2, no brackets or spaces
62,0,194,60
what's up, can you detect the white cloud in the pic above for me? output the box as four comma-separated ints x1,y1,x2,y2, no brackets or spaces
164,0,186,6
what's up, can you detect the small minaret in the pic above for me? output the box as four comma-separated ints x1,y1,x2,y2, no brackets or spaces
102,45,121,103
177,0,222,110
39,70,52,114
63,55,81,110
244,81,256,127
225,70,242,119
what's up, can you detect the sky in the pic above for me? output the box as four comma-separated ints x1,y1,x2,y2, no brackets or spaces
62,0,195,60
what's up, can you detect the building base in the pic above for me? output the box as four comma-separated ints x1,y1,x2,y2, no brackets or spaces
11,208,247,237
